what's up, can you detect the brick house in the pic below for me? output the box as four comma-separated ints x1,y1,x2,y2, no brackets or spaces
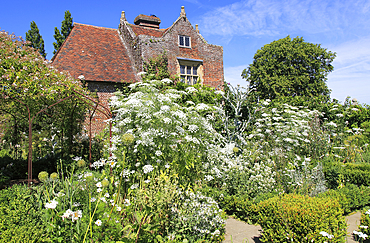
52,6,224,134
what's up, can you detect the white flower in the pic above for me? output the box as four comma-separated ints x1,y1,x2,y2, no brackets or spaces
165,164,170,169
205,175,214,181
188,125,199,133
71,210,82,222
62,209,73,220
109,161,117,168
161,78,172,84
144,179,151,183
163,117,172,124
97,188,102,193
45,199,58,209
104,193,110,198
96,182,102,188
336,113,344,118
95,219,102,226
130,183,139,190
124,199,131,206
143,164,154,174
116,206,122,212
73,202,81,207
160,105,170,112
186,87,197,93
78,75,85,80
155,150,162,156
137,71,147,76
91,197,96,202
214,90,224,95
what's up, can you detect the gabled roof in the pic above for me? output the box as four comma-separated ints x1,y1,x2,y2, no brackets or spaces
128,24,168,37
52,23,136,83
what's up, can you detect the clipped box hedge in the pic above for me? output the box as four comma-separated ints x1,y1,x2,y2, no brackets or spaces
257,194,347,242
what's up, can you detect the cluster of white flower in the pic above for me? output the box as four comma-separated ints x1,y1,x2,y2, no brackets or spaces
45,199,58,209
143,164,154,174
62,209,82,222
319,231,334,239
169,190,225,240
353,230,368,240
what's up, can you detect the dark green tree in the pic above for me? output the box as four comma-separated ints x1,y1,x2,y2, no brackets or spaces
53,10,73,54
242,36,336,103
25,21,46,58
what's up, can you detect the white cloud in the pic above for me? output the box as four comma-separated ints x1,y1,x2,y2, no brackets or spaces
328,37,370,104
199,0,370,37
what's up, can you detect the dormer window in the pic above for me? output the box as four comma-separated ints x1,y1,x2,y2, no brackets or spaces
179,35,191,48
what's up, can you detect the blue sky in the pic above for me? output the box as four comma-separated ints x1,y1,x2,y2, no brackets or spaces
1,0,370,104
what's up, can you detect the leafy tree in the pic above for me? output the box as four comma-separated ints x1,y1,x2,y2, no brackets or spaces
242,36,336,103
53,10,73,54
0,30,90,183
25,21,46,58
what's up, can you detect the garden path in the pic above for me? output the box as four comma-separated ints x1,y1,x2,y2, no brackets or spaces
223,212,362,243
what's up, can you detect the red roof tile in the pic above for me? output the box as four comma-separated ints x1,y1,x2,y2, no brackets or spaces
52,23,137,83
129,24,167,37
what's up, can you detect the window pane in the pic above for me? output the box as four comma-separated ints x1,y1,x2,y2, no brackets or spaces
186,66,191,75
180,75,186,83
193,66,197,75
179,36,184,46
193,77,198,85
187,76,191,85
180,65,185,74
185,36,190,47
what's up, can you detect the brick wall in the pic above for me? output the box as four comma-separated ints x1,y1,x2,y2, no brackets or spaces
119,14,224,89
85,81,121,136
138,17,224,89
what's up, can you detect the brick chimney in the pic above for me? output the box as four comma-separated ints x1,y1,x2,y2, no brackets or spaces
134,14,161,29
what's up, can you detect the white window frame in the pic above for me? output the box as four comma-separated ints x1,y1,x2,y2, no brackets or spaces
179,35,191,48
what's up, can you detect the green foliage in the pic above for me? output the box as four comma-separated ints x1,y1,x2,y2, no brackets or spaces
243,36,336,103
324,162,370,188
0,30,91,178
110,80,222,186
319,184,370,215
53,10,73,54
257,194,347,242
356,208,370,242
25,21,46,58
143,52,171,81
0,184,50,242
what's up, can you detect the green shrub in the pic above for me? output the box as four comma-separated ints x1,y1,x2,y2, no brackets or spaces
220,194,258,224
319,184,370,214
355,208,370,242
341,164,370,186
257,194,347,242
324,162,370,188
0,184,50,242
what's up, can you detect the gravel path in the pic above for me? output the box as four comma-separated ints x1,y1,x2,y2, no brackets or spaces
223,212,362,243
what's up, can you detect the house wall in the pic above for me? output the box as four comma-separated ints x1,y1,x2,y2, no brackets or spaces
85,81,121,135
119,16,224,89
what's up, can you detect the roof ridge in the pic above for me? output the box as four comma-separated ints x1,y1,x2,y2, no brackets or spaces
74,22,117,31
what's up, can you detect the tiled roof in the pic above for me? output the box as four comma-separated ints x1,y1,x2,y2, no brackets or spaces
129,24,167,37
52,23,137,83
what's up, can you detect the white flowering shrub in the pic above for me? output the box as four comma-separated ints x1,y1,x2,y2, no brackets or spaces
108,79,223,186
242,100,329,195
168,190,225,242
